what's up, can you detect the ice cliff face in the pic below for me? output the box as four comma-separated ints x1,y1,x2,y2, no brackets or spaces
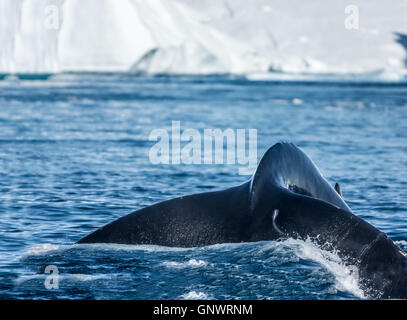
0,0,406,78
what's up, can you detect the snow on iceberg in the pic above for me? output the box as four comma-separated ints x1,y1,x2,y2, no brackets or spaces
0,0,406,77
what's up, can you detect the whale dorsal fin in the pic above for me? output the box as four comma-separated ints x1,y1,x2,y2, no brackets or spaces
334,182,342,197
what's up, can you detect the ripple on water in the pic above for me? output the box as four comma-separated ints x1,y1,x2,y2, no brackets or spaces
1,76,406,299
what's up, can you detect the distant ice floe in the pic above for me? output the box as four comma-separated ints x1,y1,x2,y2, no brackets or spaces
0,0,406,79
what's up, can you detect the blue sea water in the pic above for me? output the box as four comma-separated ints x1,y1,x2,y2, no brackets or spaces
0,73,406,299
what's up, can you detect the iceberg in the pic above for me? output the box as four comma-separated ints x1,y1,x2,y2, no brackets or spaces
0,0,406,78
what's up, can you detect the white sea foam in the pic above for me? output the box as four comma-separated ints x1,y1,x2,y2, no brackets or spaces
181,291,210,300
22,239,382,299
24,243,190,258
25,244,61,256
395,240,407,252
77,243,191,253
162,259,208,268
70,274,108,281
24,242,210,259
15,273,108,285
281,238,365,299
207,239,365,298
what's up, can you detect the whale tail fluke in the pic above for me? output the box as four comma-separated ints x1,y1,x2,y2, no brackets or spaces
75,141,407,299
77,182,252,247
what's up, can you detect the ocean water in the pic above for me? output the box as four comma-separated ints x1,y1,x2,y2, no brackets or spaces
0,73,406,299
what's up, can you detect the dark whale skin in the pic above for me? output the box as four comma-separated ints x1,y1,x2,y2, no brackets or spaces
77,142,407,299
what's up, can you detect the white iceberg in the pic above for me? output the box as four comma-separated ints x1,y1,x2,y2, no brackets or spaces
0,0,406,78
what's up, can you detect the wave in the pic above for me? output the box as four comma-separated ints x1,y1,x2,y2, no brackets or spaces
23,238,365,299
281,238,365,299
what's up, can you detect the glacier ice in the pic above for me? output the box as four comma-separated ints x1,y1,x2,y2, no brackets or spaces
0,0,406,79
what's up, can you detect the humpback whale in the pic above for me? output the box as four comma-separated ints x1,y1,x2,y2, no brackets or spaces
77,142,407,299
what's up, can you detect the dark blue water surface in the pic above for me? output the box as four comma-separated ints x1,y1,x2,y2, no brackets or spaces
0,74,406,299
